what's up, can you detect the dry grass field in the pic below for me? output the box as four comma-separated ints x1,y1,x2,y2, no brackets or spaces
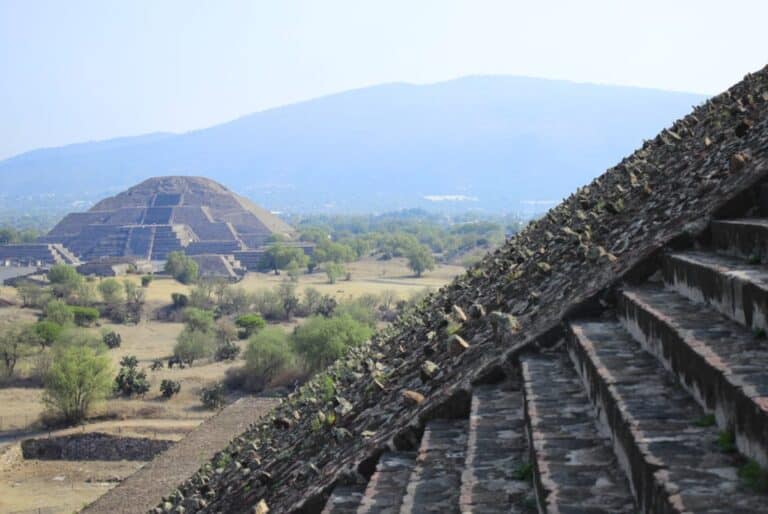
0,257,464,513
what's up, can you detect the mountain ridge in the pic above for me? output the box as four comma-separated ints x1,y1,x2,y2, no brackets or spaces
0,76,707,212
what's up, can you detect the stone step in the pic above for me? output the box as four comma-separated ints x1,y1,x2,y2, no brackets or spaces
711,218,768,262
399,419,467,514
321,484,366,514
619,284,768,467
568,320,765,513
357,452,416,514
664,251,768,332
459,385,532,513
520,353,635,513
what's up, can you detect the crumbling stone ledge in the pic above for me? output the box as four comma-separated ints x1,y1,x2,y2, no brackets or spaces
21,432,173,461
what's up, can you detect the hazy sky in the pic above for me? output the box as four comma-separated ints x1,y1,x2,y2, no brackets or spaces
1,0,767,159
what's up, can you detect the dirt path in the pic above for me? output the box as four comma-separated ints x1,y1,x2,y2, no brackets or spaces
80,396,278,514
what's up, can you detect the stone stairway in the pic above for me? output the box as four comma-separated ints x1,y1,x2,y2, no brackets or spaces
318,210,768,513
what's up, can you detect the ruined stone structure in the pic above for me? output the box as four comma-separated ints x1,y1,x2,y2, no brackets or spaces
21,432,173,461
77,66,768,514
0,243,80,266
30,176,297,271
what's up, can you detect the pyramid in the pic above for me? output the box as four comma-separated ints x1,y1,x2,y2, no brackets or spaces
40,176,294,261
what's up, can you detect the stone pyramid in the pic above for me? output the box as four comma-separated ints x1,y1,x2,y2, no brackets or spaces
40,176,294,261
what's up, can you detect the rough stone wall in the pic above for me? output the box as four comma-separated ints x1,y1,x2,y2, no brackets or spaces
21,432,173,461
157,65,768,514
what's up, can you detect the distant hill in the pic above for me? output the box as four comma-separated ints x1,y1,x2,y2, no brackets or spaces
0,76,706,213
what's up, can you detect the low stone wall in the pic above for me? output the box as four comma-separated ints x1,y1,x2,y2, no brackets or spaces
21,432,173,461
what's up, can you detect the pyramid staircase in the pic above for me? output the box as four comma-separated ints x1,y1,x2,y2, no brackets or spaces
318,189,768,512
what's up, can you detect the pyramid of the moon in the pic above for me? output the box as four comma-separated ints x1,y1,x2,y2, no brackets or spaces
39,176,295,261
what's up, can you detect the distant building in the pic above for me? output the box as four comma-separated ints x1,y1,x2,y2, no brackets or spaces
0,176,313,280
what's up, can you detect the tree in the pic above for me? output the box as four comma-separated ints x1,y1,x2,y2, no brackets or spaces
235,313,266,339
16,282,50,308
42,343,112,424
0,323,37,378
174,329,216,365
69,306,99,327
292,315,372,372
113,355,150,397
325,263,345,284
160,379,181,398
123,280,145,322
141,275,153,287
244,327,293,386
312,240,356,266
182,307,215,333
277,282,300,321
48,264,83,299
34,321,63,348
102,331,122,349
97,278,124,305
44,299,74,325
165,251,198,284
261,244,309,274
405,244,436,277
200,383,225,409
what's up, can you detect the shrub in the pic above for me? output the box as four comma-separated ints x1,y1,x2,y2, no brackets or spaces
160,379,181,398
165,251,198,284
244,327,294,387
69,306,99,327
97,278,124,305
292,315,372,372
171,293,189,309
141,275,153,287
102,331,122,349
48,264,83,299
44,299,74,325
33,321,63,348
200,383,225,409
43,343,112,424
235,313,266,339
215,340,241,361
113,355,150,397
182,307,215,333
174,329,216,365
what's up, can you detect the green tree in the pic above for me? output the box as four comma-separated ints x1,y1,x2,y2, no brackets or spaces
69,306,99,327
97,278,124,305
44,299,74,325
235,313,266,339
113,355,150,397
0,227,16,244
405,244,436,277
312,240,356,266
261,244,309,274
48,264,83,299
164,251,199,284
325,263,345,284
174,329,216,365
0,323,37,378
182,307,215,333
277,282,300,321
292,315,372,372
42,343,112,424
244,327,293,385
34,321,63,348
